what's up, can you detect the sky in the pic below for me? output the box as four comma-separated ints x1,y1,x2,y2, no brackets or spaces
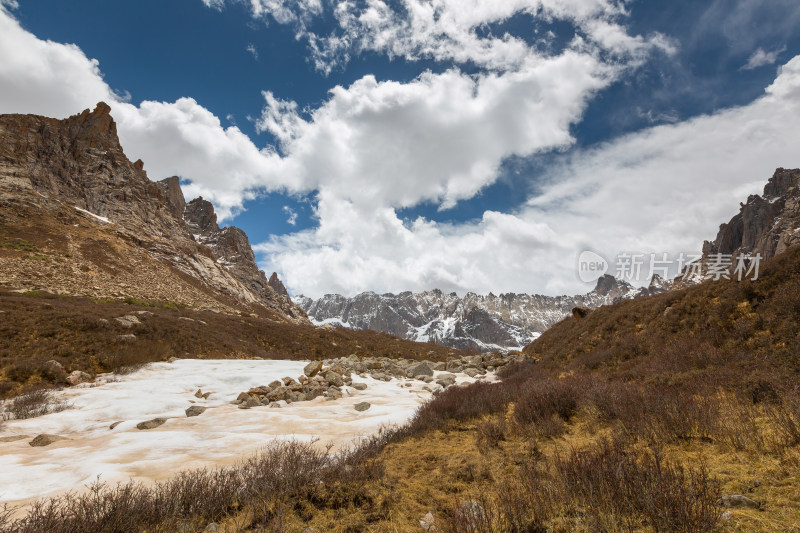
1,0,799,298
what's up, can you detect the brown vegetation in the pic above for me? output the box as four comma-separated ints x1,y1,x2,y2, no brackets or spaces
0,290,458,398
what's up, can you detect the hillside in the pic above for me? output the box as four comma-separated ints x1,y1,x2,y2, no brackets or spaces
0,103,305,321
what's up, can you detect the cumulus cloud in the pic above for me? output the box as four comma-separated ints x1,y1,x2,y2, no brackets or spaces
282,205,298,225
246,43,259,60
259,57,800,297
742,46,786,70
0,6,301,219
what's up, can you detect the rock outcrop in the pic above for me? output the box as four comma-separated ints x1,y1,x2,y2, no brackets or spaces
703,168,800,261
0,102,307,323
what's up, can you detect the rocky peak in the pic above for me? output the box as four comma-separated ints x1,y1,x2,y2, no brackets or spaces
703,168,800,261
268,272,289,297
157,176,185,220
185,197,219,234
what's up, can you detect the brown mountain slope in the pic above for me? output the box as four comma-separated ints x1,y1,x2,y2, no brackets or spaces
0,103,305,321
524,243,800,390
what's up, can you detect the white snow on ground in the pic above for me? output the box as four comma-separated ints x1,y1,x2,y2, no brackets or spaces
74,206,111,224
0,359,481,507
309,317,352,328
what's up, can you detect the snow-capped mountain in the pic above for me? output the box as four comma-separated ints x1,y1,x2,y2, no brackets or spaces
295,274,659,352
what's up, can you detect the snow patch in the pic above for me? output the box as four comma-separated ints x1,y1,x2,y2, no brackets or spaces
74,206,111,224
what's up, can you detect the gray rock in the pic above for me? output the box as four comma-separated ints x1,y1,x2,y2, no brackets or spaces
186,406,207,417
114,315,141,328
136,418,167,430
463,368,481,378
720,494,760,509
304,360,323,377
238,396,261,409
205,523,220,532
351,382,368,391
66,370,92,386
117,334,137,343
325,370,344,387
29,434,68,447
407,362,434,377
354,402,371,412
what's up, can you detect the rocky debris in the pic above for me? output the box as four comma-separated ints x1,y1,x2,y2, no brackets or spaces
66,370,92,386
233,352,524,409
354,402,371,412
29,434,68,447
720,494,761,510
455,501,486,528
115,315,141,328
136,418,167,430
109,421,124,430
304,360,323,378
194,389,204,398
117,334,137,343
186,406,208,417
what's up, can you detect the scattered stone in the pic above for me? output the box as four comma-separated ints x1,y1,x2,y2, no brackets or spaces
304,360,323,377
463,368,481,378
186,406,208,417
238,396,261,409
205,523,219,532
325,370,345,387
202,392,212,399
96,318,110,326
269,403,282,408
29,434,68,447
117,334,137,343
420,511,437,531
572,306,592,319
194,389,204,398
66,370,92,386
720,495,760,509
0,435,30,443
136,418,167,430
351,382,368,391
109,421,124,430
44,359,64,372
407,362,433,377
354,402,371,412
114,314,141,328
720,510,733,521
456,501,486,527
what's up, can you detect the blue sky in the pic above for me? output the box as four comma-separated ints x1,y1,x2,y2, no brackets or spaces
2,1,800,297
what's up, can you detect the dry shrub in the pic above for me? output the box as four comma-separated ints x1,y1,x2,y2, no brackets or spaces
411,381,515,433
554,439,721,533
3,388,71,420
513,377,582,438
475,417,508,453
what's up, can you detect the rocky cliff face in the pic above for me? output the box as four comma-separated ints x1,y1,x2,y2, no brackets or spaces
0,102,307,323
294,274,657,352
704,168,800,261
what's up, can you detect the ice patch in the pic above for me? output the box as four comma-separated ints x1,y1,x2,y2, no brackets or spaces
0,359,451,506
74,206,111,224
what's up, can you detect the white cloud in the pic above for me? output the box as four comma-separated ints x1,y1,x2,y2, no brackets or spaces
0,6,302,219
742,46,786,70
246,43,259,60
260,56,800,298
282,205,298,225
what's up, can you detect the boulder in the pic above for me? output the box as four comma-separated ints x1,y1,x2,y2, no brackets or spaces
137,418,167,430
67,370,92,386
238,396,261,409
351,383,368,391
267,387,287,402
304,360,323,377
325,370,345,387
29,434,68,447
354,402,371,412
720,494,760,509
186,406,207,417
407,362,434,377
109,421,124,430
463,368,481,378
194,389,204,398
114,315,141,328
